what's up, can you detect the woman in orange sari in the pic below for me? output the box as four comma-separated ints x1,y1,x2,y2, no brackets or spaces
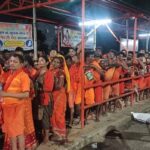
50,57,67,142
49,50,70,93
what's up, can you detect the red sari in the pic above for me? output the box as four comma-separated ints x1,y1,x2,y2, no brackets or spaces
51,69,67,138
0,65,4,127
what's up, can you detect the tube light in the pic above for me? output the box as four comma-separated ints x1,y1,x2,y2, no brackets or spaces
139,33,150,37
79,19,112,26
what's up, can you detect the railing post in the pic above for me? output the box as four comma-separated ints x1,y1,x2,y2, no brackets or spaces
81,0,85,128
57,26,60,52
33,0,38,61
133,17,137,58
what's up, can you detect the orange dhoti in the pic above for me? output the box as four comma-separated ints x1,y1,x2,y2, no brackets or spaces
111,83,120,96
85,88,95,105
138,77,146,90
103,67,116,100
68,90,75,108
84,73,95,105
119,82,125,94
94,86,102,103
103,85,112,100
2,103,25,138
111,67,122,96
74,83,81,105
91,61,103,103
3,100,37,150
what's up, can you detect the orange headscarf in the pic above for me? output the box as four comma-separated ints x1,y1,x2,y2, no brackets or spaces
57,53,70,93
49,52,70,93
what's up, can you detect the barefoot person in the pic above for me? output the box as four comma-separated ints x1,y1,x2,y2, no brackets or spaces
35,55,54,143
50,57,67,142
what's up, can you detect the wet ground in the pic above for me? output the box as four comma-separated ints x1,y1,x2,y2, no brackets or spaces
81,120,150,150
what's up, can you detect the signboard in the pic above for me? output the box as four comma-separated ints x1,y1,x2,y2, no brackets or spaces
0,22,33,50
61,27,95,49
120,38,139,51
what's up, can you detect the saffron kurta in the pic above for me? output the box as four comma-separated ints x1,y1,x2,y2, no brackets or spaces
2,69,30,138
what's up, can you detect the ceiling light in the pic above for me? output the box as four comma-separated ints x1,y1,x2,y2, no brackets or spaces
79,19,112,26
139,33,150,37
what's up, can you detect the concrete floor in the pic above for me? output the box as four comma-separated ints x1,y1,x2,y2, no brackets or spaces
37,99,150,150
82,120,150,150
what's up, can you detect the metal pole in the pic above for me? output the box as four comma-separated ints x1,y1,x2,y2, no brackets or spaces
0,0,69,14
146,32,150,52
133,17,137,58
81,0,85,128
57,26,60,52
33,0,37,60
126,19,129,50
94,26,96,51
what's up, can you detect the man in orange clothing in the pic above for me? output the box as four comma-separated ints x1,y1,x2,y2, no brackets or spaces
68,49,82,120
1,54,30,150
66,55,75,127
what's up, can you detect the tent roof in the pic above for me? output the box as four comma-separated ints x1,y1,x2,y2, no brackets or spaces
0,0,150,31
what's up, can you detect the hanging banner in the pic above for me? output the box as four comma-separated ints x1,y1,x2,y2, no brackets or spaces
0,22,33,51
61,27,95,49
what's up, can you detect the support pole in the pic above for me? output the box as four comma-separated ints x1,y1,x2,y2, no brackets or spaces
146,33,150,52
33,0,37,60
133,17,137,58
81,0,85,128
126,19,129,49
57,26,60,52
94,26,96,51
